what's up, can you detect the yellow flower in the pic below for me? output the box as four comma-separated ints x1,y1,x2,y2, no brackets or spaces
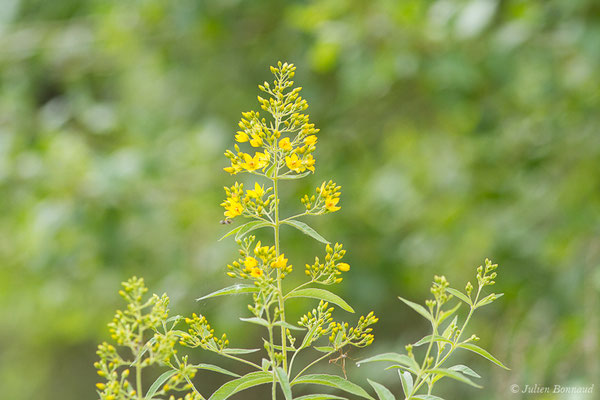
241,152,269,171
250,267,263,278
250,134,263,147
235,131,249,143
246,182,265,198
272,254,288,269
304,135,317,146
325,196,340,212
337,262,350,272
303,154,315,172
223,200,243,218
279,137,292,151
224,162,243,175
244,257,258,269
285,153,305,173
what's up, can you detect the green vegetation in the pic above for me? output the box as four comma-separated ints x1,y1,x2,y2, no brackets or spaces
1,1,598,399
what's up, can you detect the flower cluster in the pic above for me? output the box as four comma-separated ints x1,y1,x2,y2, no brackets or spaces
426,275,452,310
180,313,229,352
328,311,378,348
225,235,282,281
297,300,335,347
301,180,342,214
304,242,349,284
477,258,498,287
95,278,197,400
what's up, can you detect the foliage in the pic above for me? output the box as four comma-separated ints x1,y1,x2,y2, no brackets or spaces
2,1,599,399
358,259,508,400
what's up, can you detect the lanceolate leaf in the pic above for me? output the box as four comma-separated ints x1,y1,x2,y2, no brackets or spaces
437,302,461,325
356,353,417,370
427,368,482,388
446,288,472,306
398,297,432,322
279,171,312,180
208,371,273,400
398,371,414,398
412,335,453,347
283,220,330,244
448,364,481,379
292,374,375,400
412,396,445,400
368,379,396,400
286,288,355,313
218,220,272,241
294,395,347,400
221,348,261,355
193,363,240,378
197,284,258,301
458,343,510,370
145,370,177,400
275,367,293,400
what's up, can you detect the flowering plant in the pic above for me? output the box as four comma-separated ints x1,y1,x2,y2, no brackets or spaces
94,62,507,400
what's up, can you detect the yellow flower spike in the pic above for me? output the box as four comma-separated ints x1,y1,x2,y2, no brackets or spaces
235,131,249,143
286,153,305,173
244,257,258,269
325,196,341,212
279,137,293,151
272,254,288,269
250,134,263,147
304,135,317,146
250,267,263,278
247,182,265,198
337,263,350,272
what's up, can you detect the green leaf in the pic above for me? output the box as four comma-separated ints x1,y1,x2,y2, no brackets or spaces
412,396,445,400
294,395,347,400
221,348,261,355
438,302,461,325
356,353,417,371
279,171,312,180
412,335,453,347
218,220,272,241
239,317,269,328
193,363,240,378
283,220,330,244
145,370,177,400
398,371,413,398
398,297,432,322
197,284,258,301
292,374,375,400
446,288,472,306
475,293,503,308
367,379,396,400
208,371,273,400
458,343,510,370
286,288,354,313
427,368,482,388
273,320,306,331
235,221,272,241
275,367,293,400
313,346,336,353
448,364,481,379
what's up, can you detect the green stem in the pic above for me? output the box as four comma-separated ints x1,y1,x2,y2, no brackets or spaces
136,326,144,400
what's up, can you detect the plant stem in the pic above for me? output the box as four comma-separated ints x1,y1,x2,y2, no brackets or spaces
136,326,144,400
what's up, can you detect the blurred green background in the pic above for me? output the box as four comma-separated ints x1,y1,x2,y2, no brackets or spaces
1,0,599,399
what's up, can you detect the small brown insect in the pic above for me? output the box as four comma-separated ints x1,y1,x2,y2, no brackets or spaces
220,218,233,225
329,349,351,379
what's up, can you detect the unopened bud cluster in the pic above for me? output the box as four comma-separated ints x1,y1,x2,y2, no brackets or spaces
304,242,349,284
328,311,378,348
477,258,498,287
180,313,229,352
